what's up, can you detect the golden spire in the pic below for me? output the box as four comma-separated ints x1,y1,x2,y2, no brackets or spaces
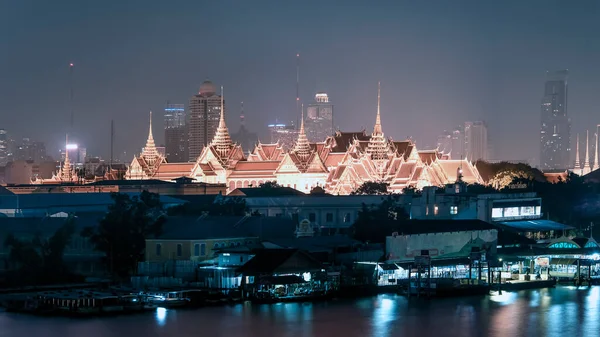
142,111,159,164
594,127,599,171
294,103,311,160
374,81,382,135
584,130,591,174
212,86,233,157
575,133,580,169
367,81,388,161
61,134,73,181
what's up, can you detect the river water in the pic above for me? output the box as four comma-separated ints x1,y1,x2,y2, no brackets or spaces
1,286,598,337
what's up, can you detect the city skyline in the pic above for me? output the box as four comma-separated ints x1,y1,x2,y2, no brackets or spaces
2,1,600,165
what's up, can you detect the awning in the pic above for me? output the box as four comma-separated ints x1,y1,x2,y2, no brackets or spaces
258,275,305,285
499,220,574,232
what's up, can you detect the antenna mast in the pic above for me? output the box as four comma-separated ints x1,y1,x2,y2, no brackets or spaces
69,62,74,131
296,53,300,129
110,120,114,174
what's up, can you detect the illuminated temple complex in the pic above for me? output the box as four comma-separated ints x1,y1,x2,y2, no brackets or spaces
126,85,483,194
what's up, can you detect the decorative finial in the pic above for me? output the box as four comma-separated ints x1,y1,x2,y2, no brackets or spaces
575,133,580,170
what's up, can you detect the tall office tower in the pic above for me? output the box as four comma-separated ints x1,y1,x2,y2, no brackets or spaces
0,129,8,165
15,138,48,163
450,126,465,160
188,80,223,162
164,103,188,162
464,121,488,162
268,123,298,151
305,93,334,142
436,130,453,154
540,70,571,170
232,102,258,152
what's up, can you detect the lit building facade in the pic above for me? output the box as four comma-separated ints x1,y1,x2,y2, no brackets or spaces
540,70,571,170
305,93,333,143
464,121,488,162
188,80,223,162
0,129,7,165
164,104,188,162
126,85,484,194
268,123,298,151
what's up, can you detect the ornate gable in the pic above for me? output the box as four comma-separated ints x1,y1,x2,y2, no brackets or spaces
275,153,301,174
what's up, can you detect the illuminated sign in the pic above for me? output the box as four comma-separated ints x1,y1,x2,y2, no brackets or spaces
491,206,541,220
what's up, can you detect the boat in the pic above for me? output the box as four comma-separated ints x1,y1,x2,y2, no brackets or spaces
499,278,557,291
146,291,190,308
401,278,490,298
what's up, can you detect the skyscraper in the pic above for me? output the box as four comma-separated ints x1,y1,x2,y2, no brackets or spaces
231,102,258,152
450,126,465,160
188,80,223,161
0,129,8,165
540,70,571,170
164,103,188,162
464,121,488,162
305,93,334,142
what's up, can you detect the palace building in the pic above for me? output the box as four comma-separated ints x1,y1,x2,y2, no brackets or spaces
126,85,483,194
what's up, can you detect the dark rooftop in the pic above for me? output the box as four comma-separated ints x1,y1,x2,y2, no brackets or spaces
236,249,323,275
228,187,305,197
395,219,497,235
153,216,296,241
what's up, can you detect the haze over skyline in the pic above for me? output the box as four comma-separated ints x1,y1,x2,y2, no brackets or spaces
1,0,599,164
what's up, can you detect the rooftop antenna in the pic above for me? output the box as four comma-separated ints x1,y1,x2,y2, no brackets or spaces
69,62,74,131
240,101,245,127
296,53,300,129
110,119,114,175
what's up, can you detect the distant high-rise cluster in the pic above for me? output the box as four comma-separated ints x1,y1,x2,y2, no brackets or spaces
164,103,188,162
464,121,488,162
188,80,223,162
540,70,571,171
305,93,334,142
436,122,487,162
16,137,49,163
269,123,298,151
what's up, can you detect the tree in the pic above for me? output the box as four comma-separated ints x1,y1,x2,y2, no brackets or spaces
351,195,409,243
4,217,77,285
351,181,390,195
259,181,282,189
82,191,166,278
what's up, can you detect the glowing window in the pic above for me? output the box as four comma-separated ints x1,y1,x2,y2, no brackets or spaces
450,206,458,215
584,241,598,248
434,205,439,216
504,207,519,217
492,208,503,218
548,242,579,249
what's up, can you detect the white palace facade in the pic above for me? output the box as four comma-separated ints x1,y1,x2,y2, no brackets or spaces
126,86,484,194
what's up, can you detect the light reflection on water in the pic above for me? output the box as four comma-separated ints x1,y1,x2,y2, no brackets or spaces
1,286,599,337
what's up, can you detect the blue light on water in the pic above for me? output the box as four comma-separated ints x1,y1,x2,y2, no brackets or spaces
156,307,167,326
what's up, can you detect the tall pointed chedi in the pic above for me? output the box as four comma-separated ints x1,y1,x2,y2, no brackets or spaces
211,86,233,158
294,103,311,161
142,111,159,165
594,128,599,171
61,134,73,181
583,130,591,175
574,133,581,172
366,81,388,160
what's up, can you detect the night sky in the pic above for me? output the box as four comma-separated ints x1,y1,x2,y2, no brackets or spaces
1,0,599,163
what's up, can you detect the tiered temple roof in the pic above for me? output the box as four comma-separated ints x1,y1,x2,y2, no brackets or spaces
126,83,484,194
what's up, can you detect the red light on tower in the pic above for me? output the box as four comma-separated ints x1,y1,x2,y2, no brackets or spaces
69,63,74,67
